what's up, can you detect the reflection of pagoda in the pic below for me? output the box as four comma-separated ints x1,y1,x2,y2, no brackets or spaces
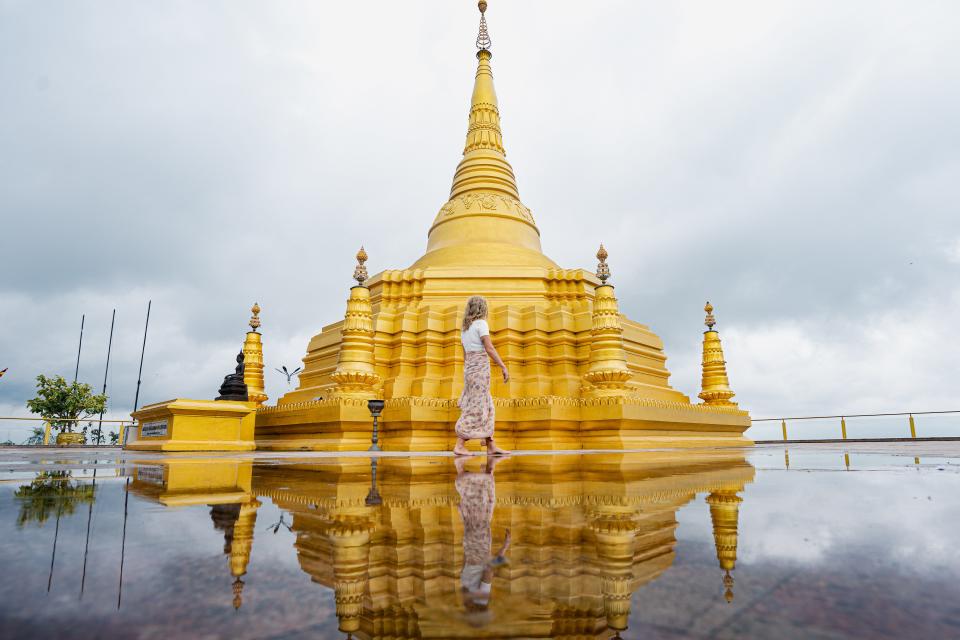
255,1,750,452
129,460,260,610
253,452,753,638
210,501,261,609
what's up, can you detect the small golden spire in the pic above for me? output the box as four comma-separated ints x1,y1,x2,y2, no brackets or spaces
699,303,737,406
476,1,491,51
723,571,734,603
596,244,611,284
243,305,268,404
353,246,369,286
249,302,261,332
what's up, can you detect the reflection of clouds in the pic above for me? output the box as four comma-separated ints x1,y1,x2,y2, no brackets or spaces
678,465,960,573
126,492,305,570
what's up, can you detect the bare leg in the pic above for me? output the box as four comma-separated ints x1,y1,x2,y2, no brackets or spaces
453,437,472,456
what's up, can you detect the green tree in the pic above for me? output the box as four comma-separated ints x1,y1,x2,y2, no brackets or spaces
25,375,107,435
14,470,96,527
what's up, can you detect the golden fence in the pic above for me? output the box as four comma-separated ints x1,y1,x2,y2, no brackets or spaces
750,410,959,442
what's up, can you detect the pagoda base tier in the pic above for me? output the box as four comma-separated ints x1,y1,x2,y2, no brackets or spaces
254,396,751,452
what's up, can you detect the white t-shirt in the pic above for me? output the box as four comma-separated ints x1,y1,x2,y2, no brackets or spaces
461,319,490,352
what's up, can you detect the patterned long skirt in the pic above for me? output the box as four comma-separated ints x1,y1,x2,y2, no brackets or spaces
456,471,495,570
455,351,495,440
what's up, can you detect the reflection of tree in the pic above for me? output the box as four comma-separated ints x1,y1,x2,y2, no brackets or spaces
15,471,96,527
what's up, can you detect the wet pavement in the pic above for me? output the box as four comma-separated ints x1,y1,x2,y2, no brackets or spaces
0,443,957,639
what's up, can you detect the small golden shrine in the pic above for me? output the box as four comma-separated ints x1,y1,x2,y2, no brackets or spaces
254,1,750,451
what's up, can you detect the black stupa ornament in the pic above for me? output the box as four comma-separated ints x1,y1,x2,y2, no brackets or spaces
216,351,249,401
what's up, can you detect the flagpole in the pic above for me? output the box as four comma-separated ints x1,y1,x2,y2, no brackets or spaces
117,476,130,609
74,314,85,383
80,467,97,598
132,301,151,413
95,310,116,445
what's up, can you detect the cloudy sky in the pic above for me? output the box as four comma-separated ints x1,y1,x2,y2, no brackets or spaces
1,0,958,430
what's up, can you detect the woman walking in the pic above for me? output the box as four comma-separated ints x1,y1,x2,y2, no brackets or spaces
454,296,510,457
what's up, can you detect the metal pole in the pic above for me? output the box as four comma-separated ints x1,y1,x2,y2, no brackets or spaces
840,417,847,440
117,476,130,610
74,314,85,383
80,467,97,598
95,310,116,445
781,419,787,441
47,503,63,593
909,414,917,438
132,301,151,414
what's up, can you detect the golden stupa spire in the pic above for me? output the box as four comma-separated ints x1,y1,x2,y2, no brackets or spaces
460,1,507,162
583,245,632,396
447,0,519,200
698,302,737,407
332,248,381,397
417,0,552,269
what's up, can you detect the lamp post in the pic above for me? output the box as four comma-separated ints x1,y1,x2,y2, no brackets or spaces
365,457,382,507
367,399,385,452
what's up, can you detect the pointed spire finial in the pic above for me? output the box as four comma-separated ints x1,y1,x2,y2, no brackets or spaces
704,301,716,330
232,577,244,610
596,243,611,284
353,246,369,286
723,570,734,603
476,1,491,51
249,302,261,332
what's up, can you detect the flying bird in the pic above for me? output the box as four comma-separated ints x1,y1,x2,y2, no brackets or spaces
265,514,292,534
275,365,302,385
0,368,7,379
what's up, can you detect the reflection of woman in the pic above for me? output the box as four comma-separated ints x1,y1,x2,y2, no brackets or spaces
456,456,511,613
454,295,510,457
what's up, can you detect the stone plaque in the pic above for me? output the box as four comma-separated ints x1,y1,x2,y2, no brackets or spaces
141,419,168,438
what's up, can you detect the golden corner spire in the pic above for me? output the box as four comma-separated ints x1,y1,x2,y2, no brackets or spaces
353,246,369,286
698,302,737,407
248,302,261,332
476,1,491,51
596,244,611,284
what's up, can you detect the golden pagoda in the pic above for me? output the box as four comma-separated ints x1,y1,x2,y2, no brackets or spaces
255,2,750,451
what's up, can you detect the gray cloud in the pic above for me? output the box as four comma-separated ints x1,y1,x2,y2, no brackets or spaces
1,1,958,432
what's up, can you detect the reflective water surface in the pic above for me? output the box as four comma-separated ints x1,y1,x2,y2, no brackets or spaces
1,445,958,639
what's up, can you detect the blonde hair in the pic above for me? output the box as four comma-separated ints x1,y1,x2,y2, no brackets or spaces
462,295,489,332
